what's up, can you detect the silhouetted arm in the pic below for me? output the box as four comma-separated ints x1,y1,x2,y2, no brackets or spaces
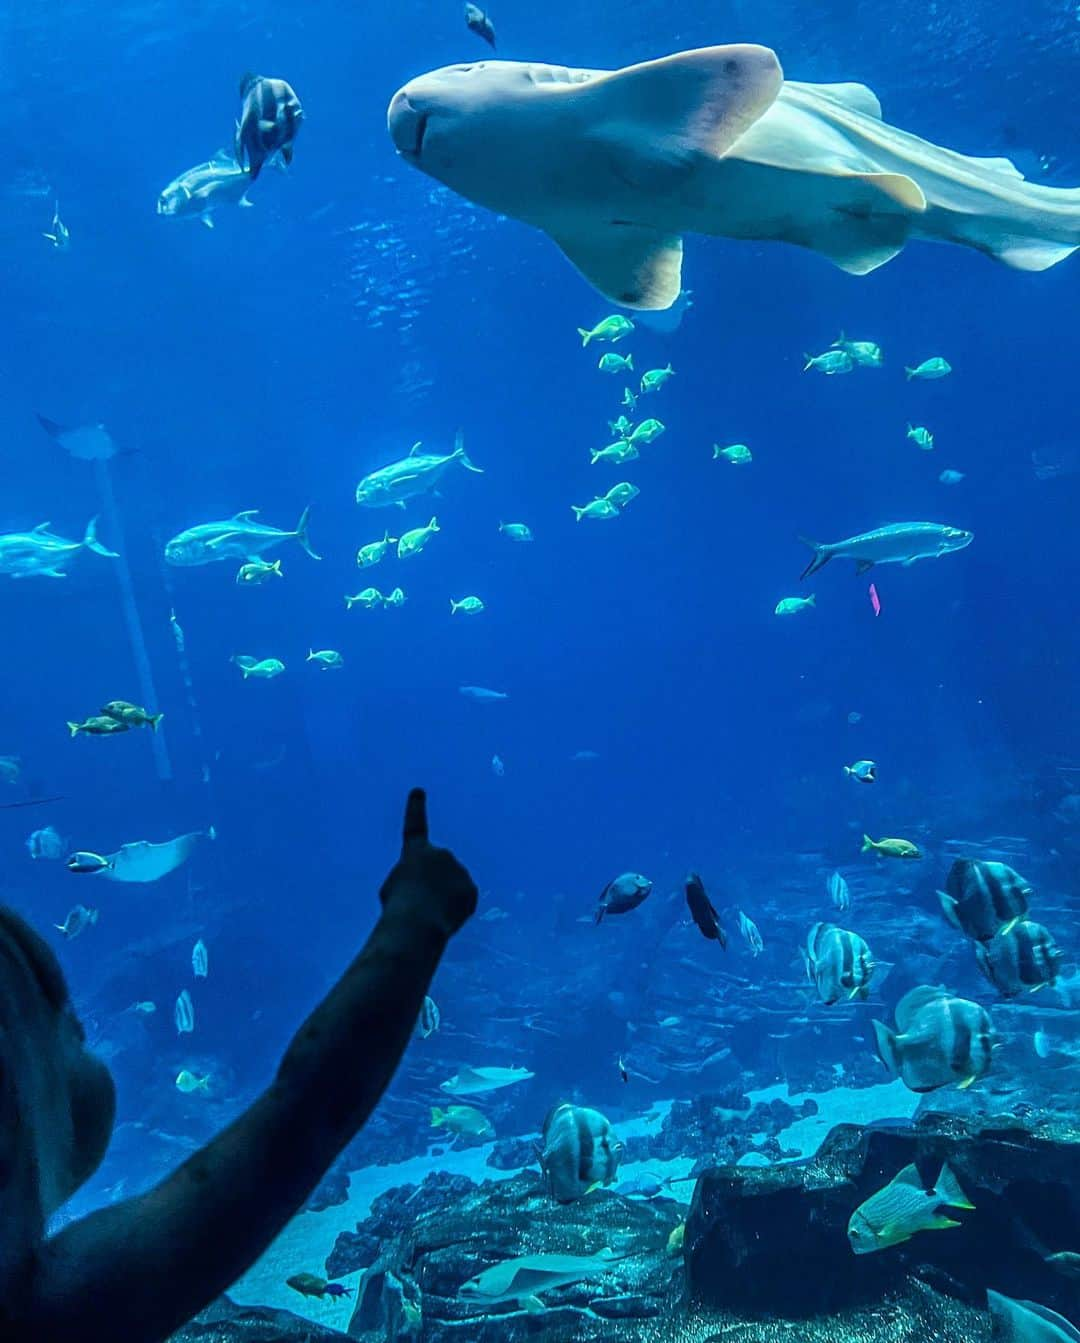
27,790,475,1343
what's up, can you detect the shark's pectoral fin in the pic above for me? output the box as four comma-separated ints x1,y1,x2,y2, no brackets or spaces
551,224,684,309
586,44,783,186
809,173,925,274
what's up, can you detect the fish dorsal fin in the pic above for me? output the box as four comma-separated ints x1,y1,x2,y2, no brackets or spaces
232,509,260,520
32,521,52,533
584,45,783,186
552,225,683,309
408,441,424,456
894,984,947,1032
792,80,883,120
890,1163,925,1190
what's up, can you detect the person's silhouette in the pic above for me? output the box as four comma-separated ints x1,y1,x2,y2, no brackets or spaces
0,788,476,1343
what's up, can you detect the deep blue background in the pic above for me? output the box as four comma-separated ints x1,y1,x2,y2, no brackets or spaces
2,0,1078,1204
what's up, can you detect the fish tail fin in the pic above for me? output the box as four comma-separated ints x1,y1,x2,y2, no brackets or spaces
626,355,634,370
937,890,961,928
450,599,459,614
84,516,119,558
798,537,830,580
453,429,483,473
197,1076,210,1091
150,713,164,732
806,593,816,606
307,649,314,660
802,353,814,371
572,506,585,522
872,1018,900,1075
905,367,915,380
861,834,875,852
294,506,321,560
590,451,601,465
431,1107,446,1127
345,596,355,609
936,1163,974,1211
67,722,81,738
240,665,252,678
429,516,439,531
207,825,217,841
271,559,282,574
843,765,853,777
578,327,592,346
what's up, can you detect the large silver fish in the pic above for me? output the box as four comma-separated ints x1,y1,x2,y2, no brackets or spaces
389,46,1080,309
165,508,318,566
539,1102,622,1203
873,985,994,1093
157,150,254,228
235,73,303,181
355,431,482,508
800,522,973,579
99,827,215,884
0,518,117,578
804,921,874,1004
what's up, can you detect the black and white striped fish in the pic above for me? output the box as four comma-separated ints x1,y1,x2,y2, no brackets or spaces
538,1102,622,1204
417,994,441,1038
976,920,1062,997
235,74,303,181
872,985,995,1093
938,858,1030,942
804,922,874,1004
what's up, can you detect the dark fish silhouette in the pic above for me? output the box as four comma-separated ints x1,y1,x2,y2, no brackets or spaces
464,2,496,47
685,872,726,948
235,74,303,181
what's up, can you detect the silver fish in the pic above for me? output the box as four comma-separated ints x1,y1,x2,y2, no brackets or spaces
165,508,318,566
737,910,764,956
800,522,972,578
355,431,482,508
0,518,117,578
175,989,195,1035
539,1103,623,1203
192,938,209,980
418,995,441,1038
459,1248,624,1311
828,871,851,911
157,150,254,228
805,922,873,1004
873,984,994,1093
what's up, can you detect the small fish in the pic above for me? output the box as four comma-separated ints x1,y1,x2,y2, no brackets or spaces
737,910,764,956
831,334,882,366
491,754,505,776
55,905,99,940
828,871,851,911
0,757,21,785
236,558,282,585
803,349,854,375
685,872,726,948
667,1224,686,1256
847,1162,973,1254
345,587,384,610
640,364,675,393
397,516,440,559
598,352,633,374
714,443,752,465
621,387,638,410
464,1,496,48
868,582,881,617
42,201,70,248
862,834,921,860
578,315,633,345
431,1104,494,1139
775,595,815,616
417,995,441,1038
175,1069,210,1094
987,1291,1080,1343
66,850,111,875
128,1000,156,1015
608,415,634,437
847,711,863,724
68,716,129,738
459,686,508,701
101,700,164,732
937,858,1031,941
939,469,965,484
907,424,935,450
499,521,533,541
540,1102,622,1203
873,985,994,1092
572,499,620,522
976,919,1062,997
175,989,195,1035
307,649,344,670
905,357,951,381
235,73,303,181
1034,1029,1052,1060
356,531,397,568
805,922,874,1004
626,418,665,447
192,939,209,979
595,872,652,924
231,656,285,680
450,595,485,615
383,587,407,609
617,1056,628,1084
845,760,877,784
286,1272,353,1300
26,825,65,861
591,440,640,466
603,482,640,509
440,1065,533,1096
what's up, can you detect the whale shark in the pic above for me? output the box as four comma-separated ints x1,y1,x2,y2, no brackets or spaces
388,45,1080,307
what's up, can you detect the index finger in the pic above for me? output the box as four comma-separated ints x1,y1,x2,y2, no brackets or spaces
402,788,429,852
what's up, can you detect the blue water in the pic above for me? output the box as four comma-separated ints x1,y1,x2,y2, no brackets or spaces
3,0,1079,1310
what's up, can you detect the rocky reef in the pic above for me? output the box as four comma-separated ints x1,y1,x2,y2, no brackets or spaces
169,1296,350,1341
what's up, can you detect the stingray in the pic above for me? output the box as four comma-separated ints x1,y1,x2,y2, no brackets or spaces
388,45,1080,307
36,415,118,461
100,827,214,884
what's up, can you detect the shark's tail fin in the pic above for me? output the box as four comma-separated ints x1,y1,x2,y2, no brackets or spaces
294,506,320,560
84,516,119,558
798,537,830,580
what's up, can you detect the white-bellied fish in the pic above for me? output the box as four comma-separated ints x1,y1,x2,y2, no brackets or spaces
166,508,318,566
572,498,620,522
847,1163,973,1254
357,531,397,568
578,315,633,345
355,431,481,508
805,922,874,1003
863,834,920,859
499,521,533,541
906,356,951,380
102,701,163,732
776,595,815,616
307,649,344,671
640,364,674,393
176,1069,210,1094
907,424,934,450
345,588,384,610
539,1102,623,1203
804,349,854,375
68,716,129,738
66,851,111,875
175,989,195,1035
157,150,254,227
844,759,877,783
873,985,994,1092
236,558,282,585
398,516,440,558
715,443,752,465
464,2,496,48
450,595,484,615
832,334,882,366
591,440,640,466
383,587,406,609
599,352,633,374
800,523,972,578
604,482,640,509
0,518,117,578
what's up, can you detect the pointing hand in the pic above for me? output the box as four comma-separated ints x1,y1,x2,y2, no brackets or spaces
379,789,477,937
